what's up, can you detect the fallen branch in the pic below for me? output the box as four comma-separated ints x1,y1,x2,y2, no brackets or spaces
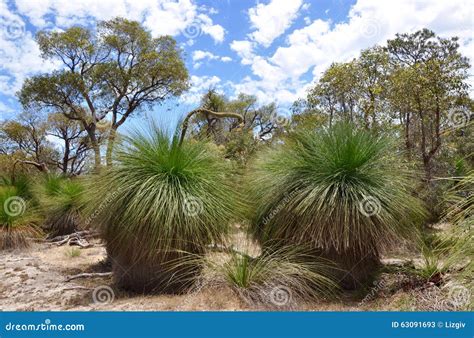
62,285,93,291
65,272,112,282
47,230,99,247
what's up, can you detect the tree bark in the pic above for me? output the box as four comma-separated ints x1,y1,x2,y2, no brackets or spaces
83,124,101,172
105,127,117,167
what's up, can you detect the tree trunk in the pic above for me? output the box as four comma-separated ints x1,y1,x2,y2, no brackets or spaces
106,126,117,167
62,140,70,174
83,124,101,172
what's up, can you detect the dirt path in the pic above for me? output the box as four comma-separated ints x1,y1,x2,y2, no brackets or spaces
0,241,251,311
1,240,466,311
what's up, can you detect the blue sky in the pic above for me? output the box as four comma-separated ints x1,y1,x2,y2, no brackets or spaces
0,0,472,127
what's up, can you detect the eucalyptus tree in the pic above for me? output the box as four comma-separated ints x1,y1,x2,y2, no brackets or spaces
19,17,189,170
47,113,91,175
303,46,390,130
386,28,471,180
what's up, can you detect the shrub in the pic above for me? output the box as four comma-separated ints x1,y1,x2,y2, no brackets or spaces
249,123,426,288
0,186,41,250
89,125,241,293
441,173,473,282
198,245,338,308
65,247,81,258
34,174,86,237
0,174,33,200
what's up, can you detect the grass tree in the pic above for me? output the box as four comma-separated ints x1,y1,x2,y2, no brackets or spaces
0,186,41,250
249,123,426,288
89,122,242,293
198,245,338,308
34,174,86,237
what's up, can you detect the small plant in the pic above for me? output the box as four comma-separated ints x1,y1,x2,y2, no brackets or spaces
249,123,426,288
65,247,81,258
34,174,85,237
199,245,338,308
0,186,41,250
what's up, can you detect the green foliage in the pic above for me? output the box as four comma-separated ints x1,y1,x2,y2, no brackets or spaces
443,172,473,226
89,124,241,292
441,173,473,280
0,186,41,250
249,123,426,287
65,247,82,258
34,174,86,237
201,246,338,307
0,174,33,200
20,17,190,169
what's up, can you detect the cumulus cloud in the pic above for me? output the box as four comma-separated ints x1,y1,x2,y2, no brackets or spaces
231,0,474,105
247,0,304,47
192,50,232,68
180,75,221,104
230,40,255,65
0,1,59,97
0,0,225,107
13,0,225,42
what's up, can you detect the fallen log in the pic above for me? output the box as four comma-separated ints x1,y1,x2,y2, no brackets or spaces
65,272,113,282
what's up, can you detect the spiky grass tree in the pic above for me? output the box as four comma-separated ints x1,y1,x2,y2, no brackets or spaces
0,186,41,250
34,174,85,238
199,245,338,308
90,125,241,293
441,172,473,287
249,123,426,288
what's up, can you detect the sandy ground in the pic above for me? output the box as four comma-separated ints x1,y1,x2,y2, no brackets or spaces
0,240,351,311
0,238,470,311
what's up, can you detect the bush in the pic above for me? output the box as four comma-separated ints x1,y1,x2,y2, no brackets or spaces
89,125,241,293
199,245,338,308
249,123,426,288
0,186,41,250
34,174,86,238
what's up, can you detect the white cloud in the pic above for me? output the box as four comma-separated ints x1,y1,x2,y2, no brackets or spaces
193,50,217,62
180,75,221,104
0,0,226,104
230,40,255,65
192,50,232,69
196,13,225,43
0,1,60,98
231,0,474,105
13,0,225,43
247,0,303,47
